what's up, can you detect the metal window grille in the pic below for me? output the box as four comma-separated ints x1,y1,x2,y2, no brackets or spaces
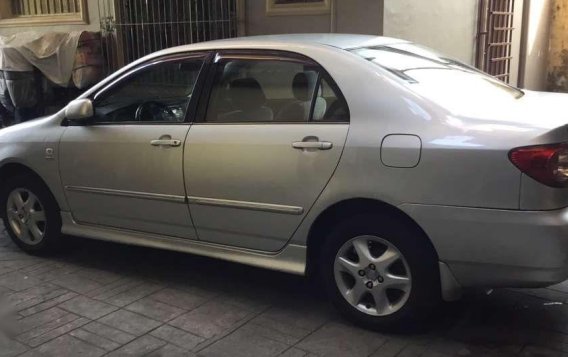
13,0,82,16
476,0,516,83
99,0,240,74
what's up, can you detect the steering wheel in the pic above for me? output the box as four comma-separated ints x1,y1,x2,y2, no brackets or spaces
134,101,177,122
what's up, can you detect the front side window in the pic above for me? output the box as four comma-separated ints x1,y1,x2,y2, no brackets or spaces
93,57,204,124
203,55,349,123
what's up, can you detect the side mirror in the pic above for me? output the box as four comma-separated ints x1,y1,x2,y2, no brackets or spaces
65,99,94,121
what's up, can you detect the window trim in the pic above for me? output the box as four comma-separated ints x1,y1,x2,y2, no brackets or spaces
82,52,213,126
195,49,350,125
0,0,89,27
265,0,331,16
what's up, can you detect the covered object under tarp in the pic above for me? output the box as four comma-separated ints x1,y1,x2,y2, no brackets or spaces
0,31,103,124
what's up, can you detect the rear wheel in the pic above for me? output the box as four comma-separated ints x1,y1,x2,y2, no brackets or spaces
320,214,440,331
0,175,62,254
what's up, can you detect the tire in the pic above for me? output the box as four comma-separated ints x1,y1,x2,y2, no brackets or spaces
320,213,440,332
0,174,62,254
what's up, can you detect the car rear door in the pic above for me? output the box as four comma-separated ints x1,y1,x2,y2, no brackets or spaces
184,50,350,251
59,52,209,239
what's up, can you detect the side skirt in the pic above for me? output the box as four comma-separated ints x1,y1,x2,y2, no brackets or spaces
60,212,306,275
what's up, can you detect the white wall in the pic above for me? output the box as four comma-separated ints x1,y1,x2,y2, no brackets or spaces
0,1,100,36
383,0,479,64
520,0,552,90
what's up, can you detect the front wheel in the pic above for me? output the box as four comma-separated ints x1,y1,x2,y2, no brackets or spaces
320,214,440,331
0,174,62,254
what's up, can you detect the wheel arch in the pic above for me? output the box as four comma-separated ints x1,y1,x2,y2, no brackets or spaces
0,162,46,186
305,198,440,278
0,163,60,214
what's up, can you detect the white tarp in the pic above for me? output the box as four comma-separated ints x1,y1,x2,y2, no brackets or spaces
0,31,83,87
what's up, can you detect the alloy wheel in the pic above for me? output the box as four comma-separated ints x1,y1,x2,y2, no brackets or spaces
334,235,412,316
6,189,47,246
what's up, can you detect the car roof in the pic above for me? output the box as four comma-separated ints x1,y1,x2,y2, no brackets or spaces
155,34,408,56
204,34,407,49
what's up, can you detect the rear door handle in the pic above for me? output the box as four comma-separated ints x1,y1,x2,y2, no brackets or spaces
150,139,181,147
292,141,333,150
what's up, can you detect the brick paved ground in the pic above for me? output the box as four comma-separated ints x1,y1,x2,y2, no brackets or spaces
1,225,568,357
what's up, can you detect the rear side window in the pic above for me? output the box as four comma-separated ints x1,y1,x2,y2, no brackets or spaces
202,55,349,123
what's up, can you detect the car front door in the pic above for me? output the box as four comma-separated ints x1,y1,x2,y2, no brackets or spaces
184,51,350,251
59,53,208,239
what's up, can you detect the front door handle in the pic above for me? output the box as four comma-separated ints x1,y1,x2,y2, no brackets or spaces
150,139,181,147
292,141,333,150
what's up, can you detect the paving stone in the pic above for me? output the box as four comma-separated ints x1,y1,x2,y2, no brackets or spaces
19,292,78,317
423,339,480,357
103,282,163,307
98,309,162,336
22,261,77,276
396,344,430,357
515,288,568,303
420,352,452,357
0,271,43,291
200,323,291,357
0,252,38,262
125,297,185,322
528,329,568,353
86,278,143,299
520,345,568,357
149,288,209,310
551,282,568,295
279,347,309,357
69,328,122,352
370,338,409,357
15,311,81,345
24,334,106,357
251,305,329,344
59,295,118,319
51,274,103,294
81,321,136,345
74,268,123,285
7,283,69,311
216,291,270,313
169,300,252,339
24,317,90,347
247,320,308,346
0,285,12,297
150,324,205,350
106,335,166,356
296,322,388,357
147,344,196,357
0,260,39,276
0,334,28,357
10,307,69,335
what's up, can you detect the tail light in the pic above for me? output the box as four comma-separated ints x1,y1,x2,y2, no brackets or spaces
509,143,568,188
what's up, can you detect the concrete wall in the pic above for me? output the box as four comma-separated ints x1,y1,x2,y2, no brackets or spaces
383,0,479,65
245,0,383,36
0,1,100,36
520,0,553,90
547,0,568,92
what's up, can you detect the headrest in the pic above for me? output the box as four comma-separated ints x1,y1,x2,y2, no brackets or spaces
229,78,266,111
292,73,310,101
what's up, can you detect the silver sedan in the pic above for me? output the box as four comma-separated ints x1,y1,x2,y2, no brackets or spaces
1,34,568,330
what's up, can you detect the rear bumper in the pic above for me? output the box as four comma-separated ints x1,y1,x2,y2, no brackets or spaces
400,204,568,289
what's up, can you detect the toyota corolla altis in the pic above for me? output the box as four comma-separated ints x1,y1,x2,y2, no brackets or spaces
1,34,568,330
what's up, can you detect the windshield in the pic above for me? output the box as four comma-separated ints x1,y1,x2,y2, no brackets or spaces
350,43,524,104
